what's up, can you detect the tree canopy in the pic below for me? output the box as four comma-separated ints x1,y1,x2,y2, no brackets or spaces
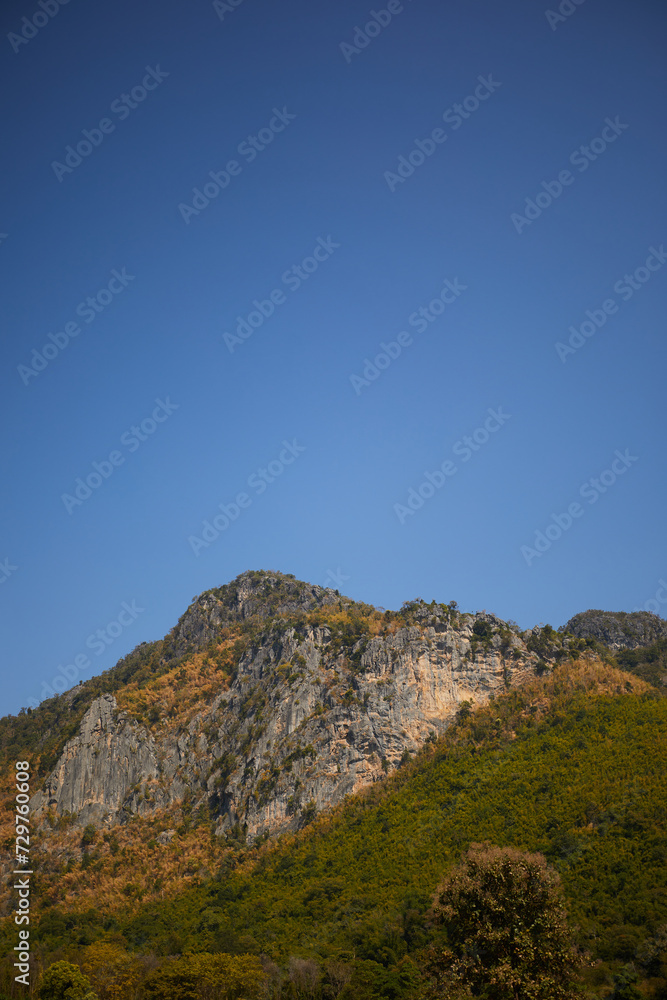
37,961,98,1000
425,843,580,999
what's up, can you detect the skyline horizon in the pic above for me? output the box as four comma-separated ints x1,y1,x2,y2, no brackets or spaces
2,0,665,717
16,566,667,716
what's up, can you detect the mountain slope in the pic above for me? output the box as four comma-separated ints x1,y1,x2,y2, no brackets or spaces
12,571,573,844
7,659,665,1000
1,574,666,998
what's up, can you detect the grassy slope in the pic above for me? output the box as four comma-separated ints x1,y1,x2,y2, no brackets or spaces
17,660,666,998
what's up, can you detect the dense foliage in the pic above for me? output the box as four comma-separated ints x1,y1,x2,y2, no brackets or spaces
37,961,96,1000
142,953,265,1000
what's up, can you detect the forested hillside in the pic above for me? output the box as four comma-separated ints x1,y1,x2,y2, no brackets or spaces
3,657,665,999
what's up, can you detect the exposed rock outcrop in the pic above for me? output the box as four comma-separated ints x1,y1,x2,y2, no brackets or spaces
560,610,667,650
31,694,159,825
169,572,342,659
30,574,552,843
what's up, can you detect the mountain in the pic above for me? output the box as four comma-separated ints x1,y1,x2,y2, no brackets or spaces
1,571,666,999
2,572,661,849
16,569,563,842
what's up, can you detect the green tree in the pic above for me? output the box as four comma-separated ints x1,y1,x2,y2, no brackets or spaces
38,961,98,1000
81,824,97,847
425,843,580,999
610,965,644,1000
142,953,265,1000
142,962,199,1000
189,953,266,1000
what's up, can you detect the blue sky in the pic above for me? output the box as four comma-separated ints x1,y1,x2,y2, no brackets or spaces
1,0,665,715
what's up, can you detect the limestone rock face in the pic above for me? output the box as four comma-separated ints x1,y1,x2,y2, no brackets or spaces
560,610,667,650
31,694,159,825
30,580,543,843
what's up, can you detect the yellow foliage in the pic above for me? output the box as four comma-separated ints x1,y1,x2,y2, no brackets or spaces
15,804,233,917
80,942,145,1000
116,637,239,728
186,953,266,1000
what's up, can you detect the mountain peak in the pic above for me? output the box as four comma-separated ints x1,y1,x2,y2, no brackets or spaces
169,570,351,660
209,569,348,618
560,609,667,650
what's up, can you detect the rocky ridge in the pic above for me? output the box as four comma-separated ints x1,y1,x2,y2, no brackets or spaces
560,609,667,650
27,571,583,844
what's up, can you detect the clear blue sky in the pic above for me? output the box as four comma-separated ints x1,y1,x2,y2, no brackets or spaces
1,0,665,715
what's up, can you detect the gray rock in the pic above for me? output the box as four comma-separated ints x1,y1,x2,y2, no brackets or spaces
30,601,543,843
30,693,159,825
560,610,667,650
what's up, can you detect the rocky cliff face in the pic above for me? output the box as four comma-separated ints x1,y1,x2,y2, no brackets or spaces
32,695,160,825
29,572,560,843
560,610,667,650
